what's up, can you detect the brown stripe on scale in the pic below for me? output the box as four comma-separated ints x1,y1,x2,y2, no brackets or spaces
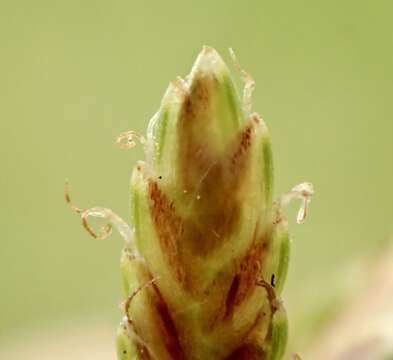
224,228,270,318
183,75,212,119
229,123,253,173
148,179,186,284
151,283,187,360
177,76,217,193
178,124,257,257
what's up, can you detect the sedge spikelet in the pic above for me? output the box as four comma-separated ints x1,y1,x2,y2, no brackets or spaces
67,46,313,360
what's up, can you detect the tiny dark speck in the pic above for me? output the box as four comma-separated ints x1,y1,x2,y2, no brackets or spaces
270,274,275,287
158,176,162,179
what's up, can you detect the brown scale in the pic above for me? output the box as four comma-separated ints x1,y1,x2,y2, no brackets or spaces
177,75,218,193
149,118,257,263
148,180,186,285
182,123,254,256
224,227,271,319
124,261,187,360
150,283,187,360
177,119,256,256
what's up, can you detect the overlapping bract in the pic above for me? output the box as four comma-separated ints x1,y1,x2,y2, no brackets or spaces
119,47,291,360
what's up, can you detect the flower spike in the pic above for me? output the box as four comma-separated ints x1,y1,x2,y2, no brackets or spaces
67,47,314,360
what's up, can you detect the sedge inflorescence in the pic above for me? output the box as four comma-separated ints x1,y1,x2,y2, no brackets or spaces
67,46,313,360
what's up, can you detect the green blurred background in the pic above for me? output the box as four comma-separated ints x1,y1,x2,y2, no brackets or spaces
1,0,392,358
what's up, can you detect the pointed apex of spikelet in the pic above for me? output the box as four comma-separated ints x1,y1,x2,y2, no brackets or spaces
191,46,230,77
146,46,244,175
